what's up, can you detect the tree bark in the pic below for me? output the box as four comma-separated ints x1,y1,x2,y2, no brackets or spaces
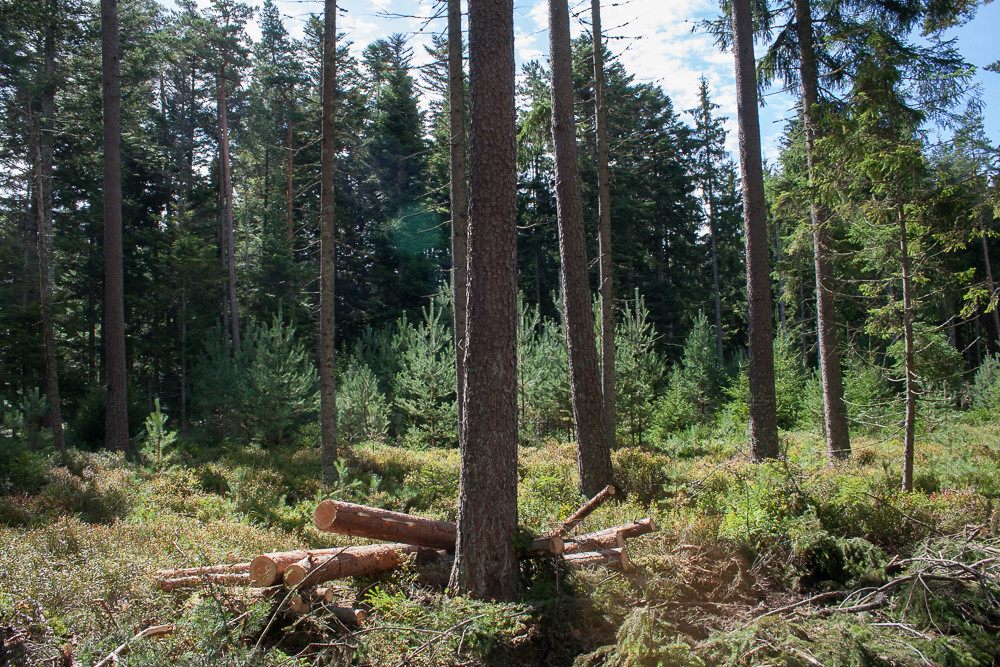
899,200,916,492
449,0,469,440
564,547,629,571
319,0,338,483
563,529,625,554
981,212,1000,350
450,0,519,601
296,544,431,589
157,572,250,592
285,89,295,242
217,65,240,351
102,0,130,452
732,0,779,460
156,563,249,578
550,0,613,495
794,0,850,459
314,499,458,549
574,517,657,544
591,0,616,447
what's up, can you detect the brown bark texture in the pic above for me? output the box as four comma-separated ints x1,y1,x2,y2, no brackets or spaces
157,572,251,592
794,0,851,459
449,0,469,438
549,0,613,495
314,499,458,549
899,201,916,491
217,65,240,351
563,530,625,554
732,0,779,460
450,0,520,601
102,0,130,452
319,0,338,482
296,543,426,589
591,0,617,447
155,563,249,578
564,547,630,572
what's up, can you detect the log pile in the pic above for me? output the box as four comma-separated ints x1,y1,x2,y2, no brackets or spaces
153,484,657,619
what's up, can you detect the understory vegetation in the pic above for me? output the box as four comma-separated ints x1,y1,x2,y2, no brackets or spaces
3,325,1000,665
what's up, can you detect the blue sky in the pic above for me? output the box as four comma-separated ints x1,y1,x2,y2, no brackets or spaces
180,0,999,161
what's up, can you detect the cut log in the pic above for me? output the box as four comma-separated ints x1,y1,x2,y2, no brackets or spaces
157,572,251,592
520,536,565,557
313,500,457,550
546,485,616,538
307,589,368,625
250,547,354,587
297,543,418,589
563,530,625,554
287,593,311,614
281,545,444,588
155,562,249,578
564,547,630,572
580,518,657,544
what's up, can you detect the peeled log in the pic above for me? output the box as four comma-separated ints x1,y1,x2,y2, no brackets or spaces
563,530,624,554
564,547,630,572
313,500,457,550
547,485,616,538
157,572,251,592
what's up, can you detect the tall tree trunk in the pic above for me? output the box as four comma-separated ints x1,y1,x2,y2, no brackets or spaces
285,89,295,241
732,0,779,460
981,212,1000,351
448,0,469,440
707,182,725,358
33,118,64,452
898,200,916,491
319,0,338,483
35,2,64,452
180,278,188,436
217,65,240,351
775,222,787,334
591,0,616,447
450,0,519,601
794,0,850,459
102,0,130,452
549,0,613,495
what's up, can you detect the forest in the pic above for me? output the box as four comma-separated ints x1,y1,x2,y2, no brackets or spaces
1,0,999,663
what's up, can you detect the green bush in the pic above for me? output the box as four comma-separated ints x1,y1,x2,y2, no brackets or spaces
970,353,1000,415
339,359,391,447
518,298,573,441
617,292,665,446
721,332,807,431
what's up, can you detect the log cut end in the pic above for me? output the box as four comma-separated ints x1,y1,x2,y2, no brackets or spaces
283,560,309,588
249,555,279,587
314,499,338,531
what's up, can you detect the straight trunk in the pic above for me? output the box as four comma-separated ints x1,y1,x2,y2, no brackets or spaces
450,0,519,600
314,499,457,549
775,222,787,334
708,186,724,358
179,279,188,436
564,547,629,571
34,57,64,452
319,0,338,482
794,0,850,459
591,0,616,446
899,200,916,492
549,0,613,495
217,65,240,351
981,212,1000,349
732,0,779,459
285,89,294,241
102,0,130,452
448,0,469,439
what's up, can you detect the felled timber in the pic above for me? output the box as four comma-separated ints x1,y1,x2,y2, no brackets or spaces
564,547,630,572
157,572,251,592
313,500,457,550
155,562,249,579
250,547,353,587
563,529,625,555
546,485,616,538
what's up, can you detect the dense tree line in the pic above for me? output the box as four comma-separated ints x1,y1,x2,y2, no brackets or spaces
1,0,998,534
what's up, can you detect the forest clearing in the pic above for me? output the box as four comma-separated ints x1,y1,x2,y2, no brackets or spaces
2,0,1000,663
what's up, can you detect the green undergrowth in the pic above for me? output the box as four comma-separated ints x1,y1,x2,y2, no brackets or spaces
2,422,998,665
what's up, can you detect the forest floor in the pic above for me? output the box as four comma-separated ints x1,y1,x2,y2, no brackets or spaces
1,417,999,666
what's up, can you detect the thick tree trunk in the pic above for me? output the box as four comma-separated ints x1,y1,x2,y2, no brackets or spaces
319,0,338,483
217,66,240,351
732,0,779,460
296,544,430,589
102,0,130,452
449,0,469,440
591,0,617,447
450,0,519,601
550,0,613,495
899,201,916,492
794,0,850,459
314,499,458,549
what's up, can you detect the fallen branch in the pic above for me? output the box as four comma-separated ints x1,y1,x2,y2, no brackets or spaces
546,485,616,538
93,624,173,667
157,572,251,592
